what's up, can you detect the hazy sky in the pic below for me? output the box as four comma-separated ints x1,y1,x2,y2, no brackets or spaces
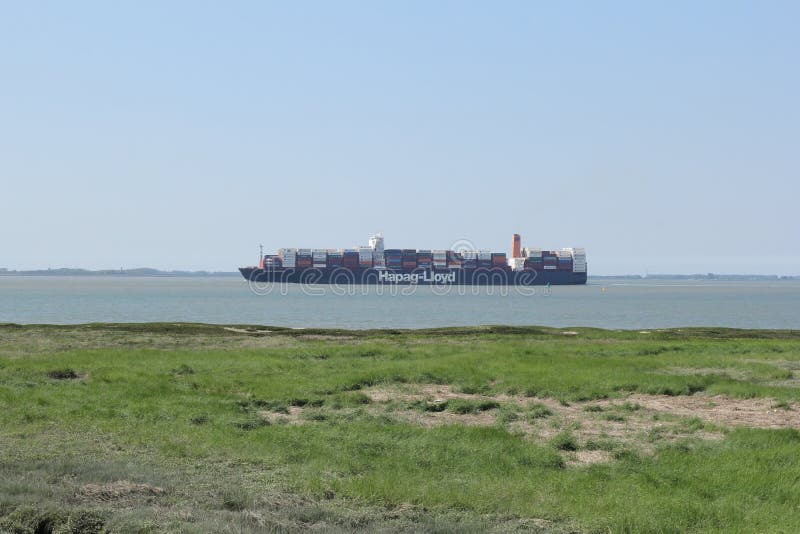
1,2,798,275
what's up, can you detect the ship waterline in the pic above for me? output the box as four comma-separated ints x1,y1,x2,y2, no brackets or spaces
239,266,587,286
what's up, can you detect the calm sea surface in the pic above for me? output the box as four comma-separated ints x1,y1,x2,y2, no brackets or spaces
0,276,798,330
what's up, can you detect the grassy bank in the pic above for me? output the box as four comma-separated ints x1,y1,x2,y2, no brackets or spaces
1,323,799,532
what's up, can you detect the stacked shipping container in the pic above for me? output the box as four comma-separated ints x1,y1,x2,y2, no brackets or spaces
261,234,585,274
401,249,417,270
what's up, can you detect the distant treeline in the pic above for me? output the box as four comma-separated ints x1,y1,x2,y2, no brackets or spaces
0,268,239,277
590,274,799,281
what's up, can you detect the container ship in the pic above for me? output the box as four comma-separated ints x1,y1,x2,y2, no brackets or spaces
240,234,586,286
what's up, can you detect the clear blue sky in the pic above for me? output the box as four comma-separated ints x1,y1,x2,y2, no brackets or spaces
1,1,798,275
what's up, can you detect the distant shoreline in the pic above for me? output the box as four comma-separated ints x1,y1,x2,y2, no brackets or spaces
0,268,796,281
590,274,799,281
0,268,239,277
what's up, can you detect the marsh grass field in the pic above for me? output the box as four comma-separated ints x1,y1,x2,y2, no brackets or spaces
1,323,800,532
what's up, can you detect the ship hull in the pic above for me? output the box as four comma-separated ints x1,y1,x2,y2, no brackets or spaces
239,267,587,286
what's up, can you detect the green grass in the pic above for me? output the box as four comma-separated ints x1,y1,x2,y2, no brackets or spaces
1,324,799,532
527,402,554,420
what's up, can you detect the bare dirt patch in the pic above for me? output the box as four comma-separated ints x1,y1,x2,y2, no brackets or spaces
246,384,798,466
566,450,613,466
367,384,516,404
360,384,800,463
365,384,800,430
222,327,274,335
615,393,800,430
258,406,305,425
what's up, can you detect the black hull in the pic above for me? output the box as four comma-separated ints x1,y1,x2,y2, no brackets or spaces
239,267,587,286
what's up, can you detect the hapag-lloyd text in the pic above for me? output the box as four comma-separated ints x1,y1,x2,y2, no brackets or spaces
378,271,457,284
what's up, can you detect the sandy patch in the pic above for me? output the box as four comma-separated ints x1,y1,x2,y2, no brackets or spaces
360,384,800,463
566,450,613,466
252,384,799,466
222,327,273,334
364,384,800,430
258,406,305,425
367,384,517,404
615,393,800,430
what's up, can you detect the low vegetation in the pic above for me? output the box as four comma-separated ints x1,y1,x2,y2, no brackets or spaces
1,323,799,532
